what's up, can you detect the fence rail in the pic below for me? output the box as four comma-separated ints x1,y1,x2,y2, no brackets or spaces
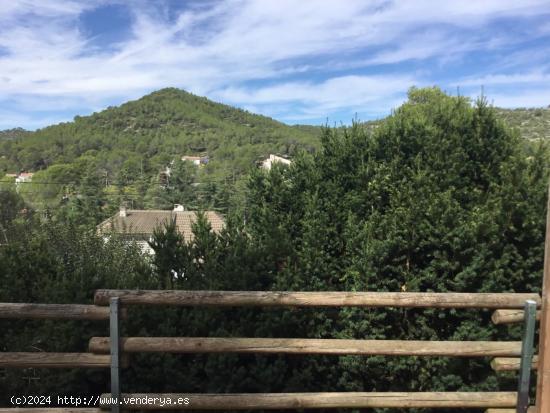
0,352,129,368
0,410,102,413
535,192,550,412
0,303,124,320
3,188,550,412
492,309,542,325
88,336,523,357
0,291,544,411
492,356,539,371
0,352,112,368
97,392,517,410
93,290,541,308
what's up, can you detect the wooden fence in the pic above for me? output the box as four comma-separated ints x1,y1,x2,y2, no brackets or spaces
0,289,546,412
1,195,550,412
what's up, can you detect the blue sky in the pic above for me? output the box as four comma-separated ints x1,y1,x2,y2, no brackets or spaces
0,0,549,130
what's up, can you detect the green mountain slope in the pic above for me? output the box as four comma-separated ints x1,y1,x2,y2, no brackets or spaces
495,107,550,140
0,88,320,174
0,88,322,215
359,107,550,142
0,127,30,141
1,88,548,218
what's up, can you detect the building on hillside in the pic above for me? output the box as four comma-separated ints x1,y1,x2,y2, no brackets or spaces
4,173,17,178
181,155,209,166
97,204,225,254
13,172,34,192
15,172,34,184
259,154,292,170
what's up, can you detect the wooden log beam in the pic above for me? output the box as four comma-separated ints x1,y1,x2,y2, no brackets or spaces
89,337,522,357
98,392,517,410
0,352,112,368
94,290,540,309
491,309,542,325
0,410,102,413
0,303,125,320
491,356,539,371
485,409,535,413
536,185,550,413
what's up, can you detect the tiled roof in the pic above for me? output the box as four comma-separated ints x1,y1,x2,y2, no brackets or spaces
97,210,225,242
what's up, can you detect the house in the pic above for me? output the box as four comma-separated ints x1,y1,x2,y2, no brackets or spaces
13,172,34,192
260,154,292,170
97,204,225,254
181,155,209,166
15,172,34,184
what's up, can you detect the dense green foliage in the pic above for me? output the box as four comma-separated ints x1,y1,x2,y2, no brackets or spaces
239,88,548,402
495,107,550,141
1,89,548,222
0,88,320,214
0,128,30,141
0,196,154,398
1,88,549,412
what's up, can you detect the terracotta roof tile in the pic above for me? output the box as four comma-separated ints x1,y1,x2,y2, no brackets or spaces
97,210,225,242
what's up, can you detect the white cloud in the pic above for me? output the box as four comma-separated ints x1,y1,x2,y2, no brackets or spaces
0,0,91,19
456,72,550,87
486,89,550,108
0,108,70,130
0,0,549,128
214,74,417,121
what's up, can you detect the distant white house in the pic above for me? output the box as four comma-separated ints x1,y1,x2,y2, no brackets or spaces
260,154,292,170
97,204,225,255
15,172,33,184
12,172,34,192
181,155,209,166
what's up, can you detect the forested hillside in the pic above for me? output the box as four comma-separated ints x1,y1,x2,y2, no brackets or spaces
1,88,548,411
0,88,320,216
0,127,30,141
0,88,548,223
1,88,320,172
495,107,550,140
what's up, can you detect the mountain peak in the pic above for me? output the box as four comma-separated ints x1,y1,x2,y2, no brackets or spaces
1,88,320,176
0,127,30,141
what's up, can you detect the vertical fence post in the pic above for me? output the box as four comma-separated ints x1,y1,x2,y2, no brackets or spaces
536,185,550,413
110,297,121,413
517,300,537,413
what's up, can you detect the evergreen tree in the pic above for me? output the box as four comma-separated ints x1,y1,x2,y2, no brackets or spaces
1,88,548,412
240,87,549,409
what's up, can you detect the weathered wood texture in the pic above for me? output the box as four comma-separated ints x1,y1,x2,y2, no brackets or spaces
0,303,122,320
536,188,550,413
536,187,550,413
491,356,539,371
94,290,540,308
491,309,542,325
89,337,522,357
98,392,517,410
536,186,550,413
0,352,112,368
485,409,535,413
0,410,102,413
